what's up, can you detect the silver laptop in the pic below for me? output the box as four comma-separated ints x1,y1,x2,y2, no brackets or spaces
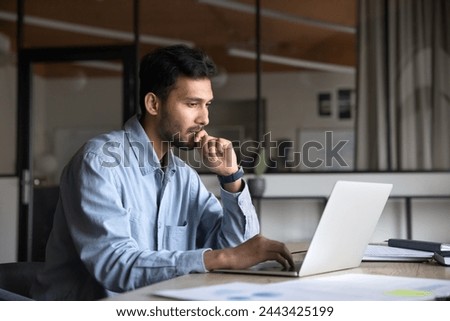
214,180,393,277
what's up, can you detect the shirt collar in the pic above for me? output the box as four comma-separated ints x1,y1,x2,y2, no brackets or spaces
123,115,181,177
123,115,172,175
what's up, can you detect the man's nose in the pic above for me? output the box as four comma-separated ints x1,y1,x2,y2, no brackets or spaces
197,105,209,126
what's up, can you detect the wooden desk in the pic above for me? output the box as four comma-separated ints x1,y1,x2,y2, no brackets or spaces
107,253,450,301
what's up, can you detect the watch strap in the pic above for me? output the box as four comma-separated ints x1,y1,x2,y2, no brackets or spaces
217,166,244,185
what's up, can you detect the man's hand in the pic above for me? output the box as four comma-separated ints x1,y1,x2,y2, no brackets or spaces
203,235,295,271
194,130,243,192
194,129,238,176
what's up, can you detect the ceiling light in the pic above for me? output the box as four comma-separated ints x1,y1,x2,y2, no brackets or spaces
74,61,122,72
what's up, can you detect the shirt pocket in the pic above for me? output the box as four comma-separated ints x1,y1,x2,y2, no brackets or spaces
163,221,190,251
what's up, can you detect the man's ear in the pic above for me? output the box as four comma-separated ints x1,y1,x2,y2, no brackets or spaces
144,92,159,116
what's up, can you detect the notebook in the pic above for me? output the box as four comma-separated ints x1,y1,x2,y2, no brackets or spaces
214,180,393,277
363,244,434,262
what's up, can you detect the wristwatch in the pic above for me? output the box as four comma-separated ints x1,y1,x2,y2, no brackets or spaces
217,166,244,185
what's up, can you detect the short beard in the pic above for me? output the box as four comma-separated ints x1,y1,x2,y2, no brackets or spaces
171,132,196,150
158,105,199,150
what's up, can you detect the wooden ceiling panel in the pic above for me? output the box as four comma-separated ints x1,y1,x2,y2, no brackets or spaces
0,0,357,76
259,0,356,27
138,1,259,52
23,0,135,32
261,19,339,51
21,25,129,48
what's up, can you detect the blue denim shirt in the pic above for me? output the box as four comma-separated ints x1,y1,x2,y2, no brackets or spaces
31,116,259,300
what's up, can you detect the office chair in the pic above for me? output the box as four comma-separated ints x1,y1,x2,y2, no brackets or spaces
0,262,45,300
32,186,58,261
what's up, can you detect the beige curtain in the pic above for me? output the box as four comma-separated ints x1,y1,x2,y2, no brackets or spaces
356,0,450,171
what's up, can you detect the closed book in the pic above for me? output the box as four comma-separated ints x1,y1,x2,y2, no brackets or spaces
434,251,450,266
388,238,450,252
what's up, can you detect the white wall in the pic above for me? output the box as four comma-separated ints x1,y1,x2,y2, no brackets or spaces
200,173,450,244
260,195,450,244
214,71,355,146
259,198,407,243
41,76,122,183
0,65,16,175
0,177,18,263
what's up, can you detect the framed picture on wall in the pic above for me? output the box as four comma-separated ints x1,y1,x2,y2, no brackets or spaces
317,92,332,117
337,89,355,120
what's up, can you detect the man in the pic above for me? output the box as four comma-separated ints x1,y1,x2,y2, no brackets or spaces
31,45,293,300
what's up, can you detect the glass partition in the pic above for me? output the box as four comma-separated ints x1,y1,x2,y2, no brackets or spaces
258,0,357,172
31,61,123,186
1,0,358,174
0,0,17,175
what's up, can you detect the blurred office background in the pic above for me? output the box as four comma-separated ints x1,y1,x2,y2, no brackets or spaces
0,0,449,263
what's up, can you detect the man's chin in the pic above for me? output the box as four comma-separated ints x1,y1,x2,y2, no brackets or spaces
172,140,196,151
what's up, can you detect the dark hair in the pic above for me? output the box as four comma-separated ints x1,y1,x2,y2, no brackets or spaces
139,44,217,111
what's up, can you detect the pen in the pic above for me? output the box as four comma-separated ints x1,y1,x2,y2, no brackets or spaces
388,238,450,252
291,250,307,254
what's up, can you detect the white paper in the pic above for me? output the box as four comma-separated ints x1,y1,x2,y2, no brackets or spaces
363,244,434,261
154,274,450,301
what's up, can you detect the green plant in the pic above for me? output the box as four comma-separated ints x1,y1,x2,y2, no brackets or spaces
254,147,268,176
